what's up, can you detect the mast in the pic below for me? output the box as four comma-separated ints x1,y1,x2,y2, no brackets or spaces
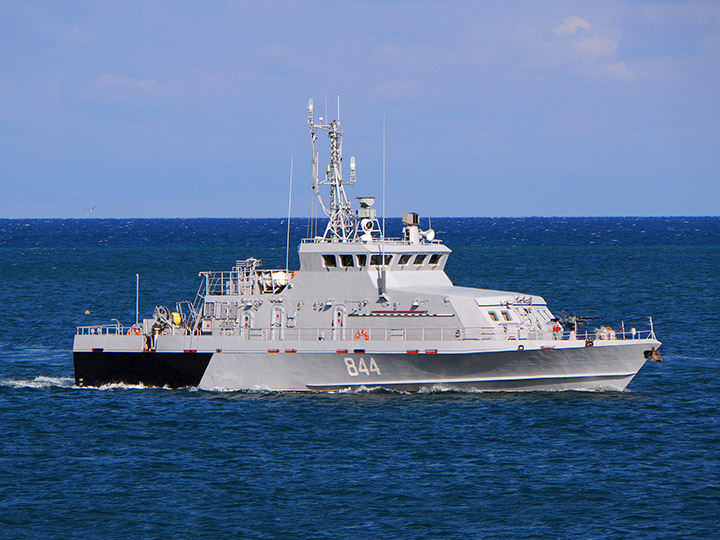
307,98,356,241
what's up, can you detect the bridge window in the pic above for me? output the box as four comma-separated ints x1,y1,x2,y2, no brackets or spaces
398,254,411,265
429,254,441,265
413,254,427,265
356,254,367,267
322,255,337,268
340,254,354,267
370,254,393,266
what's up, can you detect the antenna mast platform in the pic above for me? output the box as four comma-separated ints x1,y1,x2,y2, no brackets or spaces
308,97,356,242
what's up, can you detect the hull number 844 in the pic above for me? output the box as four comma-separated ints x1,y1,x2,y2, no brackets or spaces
344,357,381,376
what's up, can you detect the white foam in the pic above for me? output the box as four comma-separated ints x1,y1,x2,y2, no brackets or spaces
589,384,625,393
335,385,410,395
87,382,176,391
197,384,274,393
418,384,463,394
0,376,182,391
0,376,75,389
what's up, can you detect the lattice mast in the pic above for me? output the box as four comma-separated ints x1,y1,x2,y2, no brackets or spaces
307,98,357,241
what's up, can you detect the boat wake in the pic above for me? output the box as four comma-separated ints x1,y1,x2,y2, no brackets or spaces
336,385,411,395
0,376,181,391
0,376,75,389
87,382,177,391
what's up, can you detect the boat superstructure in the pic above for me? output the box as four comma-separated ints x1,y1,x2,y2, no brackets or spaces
73,100,661,391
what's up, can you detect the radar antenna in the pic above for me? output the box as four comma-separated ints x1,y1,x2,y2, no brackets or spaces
307,97,356,241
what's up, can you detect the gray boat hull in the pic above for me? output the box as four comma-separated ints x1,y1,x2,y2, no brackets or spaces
198,340,657,392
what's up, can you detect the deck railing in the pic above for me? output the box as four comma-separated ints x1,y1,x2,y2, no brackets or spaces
76,322,656,342
300,236,443,246
77,324,127,336
200,269,289,297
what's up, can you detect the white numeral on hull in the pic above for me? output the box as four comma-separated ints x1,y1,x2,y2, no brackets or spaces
344,357,381,376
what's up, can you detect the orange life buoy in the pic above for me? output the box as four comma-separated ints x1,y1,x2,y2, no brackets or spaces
354,329,369,341
127,327,141,336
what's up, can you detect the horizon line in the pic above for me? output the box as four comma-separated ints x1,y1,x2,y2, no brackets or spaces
1,215,718,220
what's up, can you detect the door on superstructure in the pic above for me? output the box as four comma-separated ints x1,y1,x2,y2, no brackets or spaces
332,305,347,340
271,306,285,341
241,311,254,338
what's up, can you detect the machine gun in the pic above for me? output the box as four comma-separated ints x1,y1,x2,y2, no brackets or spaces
557,311,603,334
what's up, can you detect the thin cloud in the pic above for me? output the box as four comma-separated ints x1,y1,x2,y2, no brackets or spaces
602,61,633,81
517,15,632,81
82,73,177,103
572,33,618,61
554,15,592,37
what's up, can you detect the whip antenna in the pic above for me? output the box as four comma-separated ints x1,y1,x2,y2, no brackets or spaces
135,273,139,326
382,110,386,239
286,155,294,276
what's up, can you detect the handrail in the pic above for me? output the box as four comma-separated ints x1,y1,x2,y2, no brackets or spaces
76,323,656,342
76,324,128,336
300,237,443,246
198,268,290,297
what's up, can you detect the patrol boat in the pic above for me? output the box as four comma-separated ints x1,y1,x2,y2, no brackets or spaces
73,99,661,392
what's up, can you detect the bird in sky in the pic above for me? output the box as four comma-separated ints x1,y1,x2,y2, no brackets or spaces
84,204,98,213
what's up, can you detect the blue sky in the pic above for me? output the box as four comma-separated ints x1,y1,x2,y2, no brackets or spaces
1,0,718,218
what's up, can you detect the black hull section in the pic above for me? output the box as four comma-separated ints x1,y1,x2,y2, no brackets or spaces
73,351,213,388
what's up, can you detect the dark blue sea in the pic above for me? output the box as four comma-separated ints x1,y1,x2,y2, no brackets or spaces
1,217,718,539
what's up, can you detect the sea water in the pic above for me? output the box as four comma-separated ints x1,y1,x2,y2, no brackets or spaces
0,217,718,539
